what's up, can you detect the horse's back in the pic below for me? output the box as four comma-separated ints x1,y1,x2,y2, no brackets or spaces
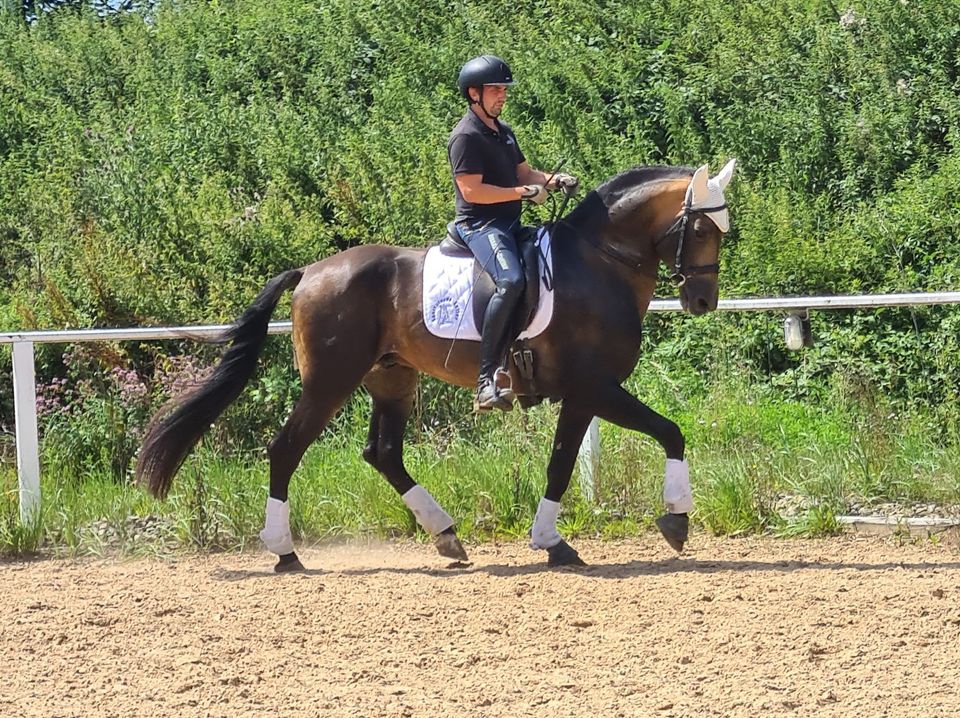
290,244,428,361
297,244,424,289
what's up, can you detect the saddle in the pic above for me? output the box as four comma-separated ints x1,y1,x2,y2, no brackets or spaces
438,221,545,337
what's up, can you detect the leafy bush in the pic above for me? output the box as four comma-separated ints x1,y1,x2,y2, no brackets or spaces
2,0,960,468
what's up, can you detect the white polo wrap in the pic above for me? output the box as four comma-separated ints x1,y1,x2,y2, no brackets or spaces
260,497,295,555
664,459,694,514
530,497,563,549
402,486,454,535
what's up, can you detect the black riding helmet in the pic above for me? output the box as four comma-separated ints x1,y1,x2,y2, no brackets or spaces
457,55,514,101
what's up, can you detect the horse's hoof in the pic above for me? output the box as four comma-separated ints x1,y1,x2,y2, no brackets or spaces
547,539,587,567
435,530,469,561
656,513,689,553
274,552,306,573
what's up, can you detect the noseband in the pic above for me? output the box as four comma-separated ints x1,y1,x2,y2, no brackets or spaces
655,193,726,286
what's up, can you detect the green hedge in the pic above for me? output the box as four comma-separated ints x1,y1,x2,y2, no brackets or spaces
2,0,960,443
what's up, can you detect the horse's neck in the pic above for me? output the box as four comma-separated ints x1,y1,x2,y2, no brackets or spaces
553,221,659,322
553,172,690,323
560,195,662,281
562,193,607,237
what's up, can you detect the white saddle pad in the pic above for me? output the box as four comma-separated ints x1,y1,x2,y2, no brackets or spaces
423,229,555,341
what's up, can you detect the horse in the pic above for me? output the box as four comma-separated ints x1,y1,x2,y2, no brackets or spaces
136,160,737,570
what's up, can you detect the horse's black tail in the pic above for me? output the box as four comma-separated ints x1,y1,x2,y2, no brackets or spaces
136,269,304,499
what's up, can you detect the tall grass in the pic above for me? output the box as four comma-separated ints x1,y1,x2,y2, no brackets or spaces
4,377,960,557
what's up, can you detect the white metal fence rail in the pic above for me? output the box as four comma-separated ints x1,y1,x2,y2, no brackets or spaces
4,291,960,523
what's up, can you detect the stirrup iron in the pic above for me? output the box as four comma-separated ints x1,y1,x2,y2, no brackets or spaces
494,367,515,403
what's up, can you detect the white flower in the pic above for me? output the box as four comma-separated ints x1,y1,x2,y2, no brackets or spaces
839,8,866,30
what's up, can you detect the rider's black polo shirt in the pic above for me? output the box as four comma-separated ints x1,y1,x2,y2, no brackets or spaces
448,109,527,223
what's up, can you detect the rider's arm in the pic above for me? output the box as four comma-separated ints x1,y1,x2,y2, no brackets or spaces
454,173,530,204
450,132,532,204
519,162,577,191
517,162,553,187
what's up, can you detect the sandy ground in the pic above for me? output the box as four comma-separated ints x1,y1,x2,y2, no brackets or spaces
2,534,960,718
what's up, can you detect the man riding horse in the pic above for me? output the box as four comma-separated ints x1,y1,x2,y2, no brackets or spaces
448,55,578,412
136,53,737,568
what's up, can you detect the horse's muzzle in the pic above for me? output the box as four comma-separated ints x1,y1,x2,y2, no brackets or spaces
680,282,718,315
688,297,714,315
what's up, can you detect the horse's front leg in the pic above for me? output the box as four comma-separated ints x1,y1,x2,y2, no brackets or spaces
530,402,594,566
584,381,692,552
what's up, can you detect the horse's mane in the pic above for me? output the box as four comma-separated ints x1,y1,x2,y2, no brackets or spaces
562,165,694,235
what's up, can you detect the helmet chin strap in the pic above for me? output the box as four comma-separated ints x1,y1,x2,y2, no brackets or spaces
473,87,499,121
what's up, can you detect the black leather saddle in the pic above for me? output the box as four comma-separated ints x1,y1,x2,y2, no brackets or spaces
438,221,546,334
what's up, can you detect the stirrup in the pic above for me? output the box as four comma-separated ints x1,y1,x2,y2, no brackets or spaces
494,367,516,403
474,376,513,413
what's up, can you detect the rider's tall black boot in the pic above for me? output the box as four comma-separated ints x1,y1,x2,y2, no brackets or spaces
475,288,517,412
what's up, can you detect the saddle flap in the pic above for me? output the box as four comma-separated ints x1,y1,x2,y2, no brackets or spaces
519,235,542,328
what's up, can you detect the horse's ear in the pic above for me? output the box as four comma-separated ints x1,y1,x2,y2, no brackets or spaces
689,161,733,233
687,164,710,206
712,158,736,191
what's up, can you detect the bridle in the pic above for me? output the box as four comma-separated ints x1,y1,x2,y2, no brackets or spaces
654,192,726,286
558,191,725,286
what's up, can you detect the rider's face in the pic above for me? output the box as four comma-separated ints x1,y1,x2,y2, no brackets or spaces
473,84,508,116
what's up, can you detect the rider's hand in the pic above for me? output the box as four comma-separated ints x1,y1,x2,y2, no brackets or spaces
520,184,548,205
548,173,579,193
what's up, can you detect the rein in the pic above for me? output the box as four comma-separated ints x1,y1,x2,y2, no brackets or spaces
570,224,661,279
554,198,726,285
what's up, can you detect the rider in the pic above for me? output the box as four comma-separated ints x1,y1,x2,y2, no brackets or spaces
448,54,578,412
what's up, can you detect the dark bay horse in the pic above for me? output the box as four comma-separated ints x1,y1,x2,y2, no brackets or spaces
136,160,736,570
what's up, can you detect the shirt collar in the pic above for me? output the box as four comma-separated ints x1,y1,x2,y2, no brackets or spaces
465,108,501,136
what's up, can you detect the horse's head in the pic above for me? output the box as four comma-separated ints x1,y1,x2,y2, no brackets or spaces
577,160,737,316
655,160,736,315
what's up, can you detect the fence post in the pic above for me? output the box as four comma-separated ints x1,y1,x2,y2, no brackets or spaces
577,417,600,502
12,341,41,523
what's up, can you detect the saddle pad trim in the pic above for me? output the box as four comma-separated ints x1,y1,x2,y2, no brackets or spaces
422,231,555,341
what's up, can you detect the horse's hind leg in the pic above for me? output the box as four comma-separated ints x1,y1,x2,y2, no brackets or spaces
362,363,468,562
529,401,594,567
262,368,370,573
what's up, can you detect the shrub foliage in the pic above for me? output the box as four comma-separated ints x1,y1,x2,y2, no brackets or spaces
2,0,960,446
